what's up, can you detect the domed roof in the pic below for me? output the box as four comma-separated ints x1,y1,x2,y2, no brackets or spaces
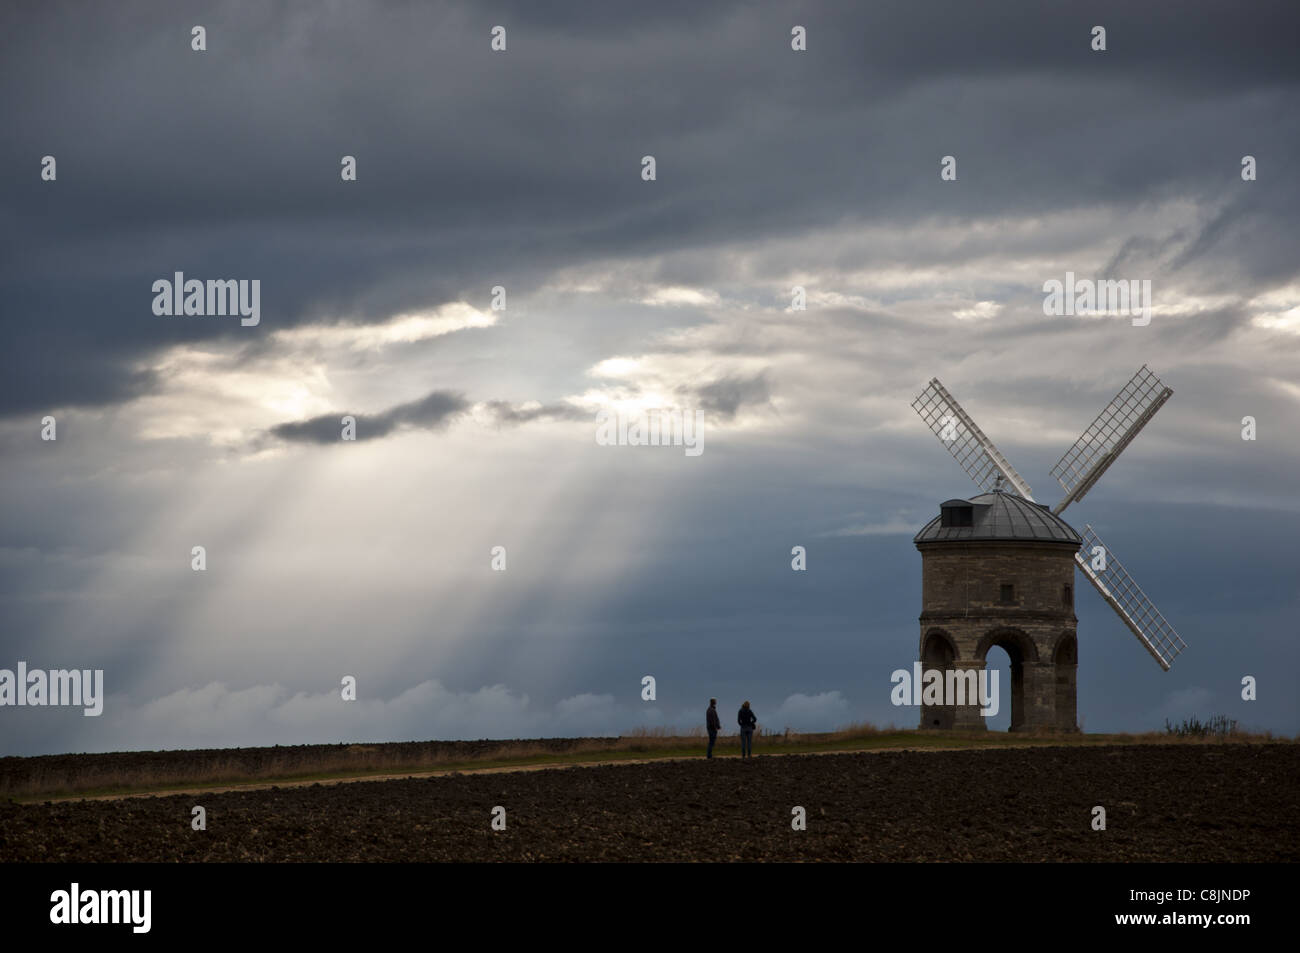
914,490,1081,545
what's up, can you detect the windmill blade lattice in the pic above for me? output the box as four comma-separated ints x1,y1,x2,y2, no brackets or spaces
1051,365,1173,514
1075,524,1186,671
911,378,1035,501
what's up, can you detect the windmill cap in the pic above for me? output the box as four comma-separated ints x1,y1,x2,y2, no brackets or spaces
914,490,1082,545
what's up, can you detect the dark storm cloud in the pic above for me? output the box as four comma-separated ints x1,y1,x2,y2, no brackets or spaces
2,0,1298,416
270,392,595,444
689,372,772,420
270,389,470,444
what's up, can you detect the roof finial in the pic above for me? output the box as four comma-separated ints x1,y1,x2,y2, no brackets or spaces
993,472,1004,492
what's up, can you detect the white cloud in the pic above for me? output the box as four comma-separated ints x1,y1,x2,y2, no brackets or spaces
1251,304,1300,333
272,302,496,351
768,691,852,732
639,286,721,307
952,300,1002,321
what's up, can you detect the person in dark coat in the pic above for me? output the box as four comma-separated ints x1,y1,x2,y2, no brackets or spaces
706,698,721,758
738,700,757,758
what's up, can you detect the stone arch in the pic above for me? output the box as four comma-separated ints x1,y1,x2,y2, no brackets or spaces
974,626,1039,664
975,627,1037,732
921,628,958,664
919,628,958,730
1053,631,1077,664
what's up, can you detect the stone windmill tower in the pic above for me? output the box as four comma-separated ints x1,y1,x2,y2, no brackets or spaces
909,367,1186,732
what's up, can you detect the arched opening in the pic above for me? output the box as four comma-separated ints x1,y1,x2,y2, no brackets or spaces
983,645,1013,732
920,629,957,730
976,628,1037,732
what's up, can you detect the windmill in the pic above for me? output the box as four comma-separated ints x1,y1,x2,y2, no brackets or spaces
911,365,1186,673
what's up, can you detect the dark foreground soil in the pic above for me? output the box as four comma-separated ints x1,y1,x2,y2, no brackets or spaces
2,744,1296,862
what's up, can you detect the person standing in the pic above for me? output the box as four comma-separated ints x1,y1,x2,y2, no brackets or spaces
705,698,721,758
738,700,757,758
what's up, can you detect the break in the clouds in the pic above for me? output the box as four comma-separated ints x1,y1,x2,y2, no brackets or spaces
1,0,1297,755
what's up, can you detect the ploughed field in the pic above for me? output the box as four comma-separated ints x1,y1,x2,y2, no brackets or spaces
0,737,618,797
2,744,1296,862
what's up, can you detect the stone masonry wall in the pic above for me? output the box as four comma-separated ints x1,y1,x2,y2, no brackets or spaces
917,540,1079,732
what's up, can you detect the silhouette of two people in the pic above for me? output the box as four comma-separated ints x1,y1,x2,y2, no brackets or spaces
704,698,758,758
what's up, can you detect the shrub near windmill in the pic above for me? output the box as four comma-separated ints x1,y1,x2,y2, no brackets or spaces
910,366,1186,731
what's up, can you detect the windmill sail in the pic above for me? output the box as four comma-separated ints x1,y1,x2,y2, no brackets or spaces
1051,365,1173,515
1075,524,1186,671
911,378,1035,500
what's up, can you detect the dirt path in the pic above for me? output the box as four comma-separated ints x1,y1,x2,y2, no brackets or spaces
38,744,1027,803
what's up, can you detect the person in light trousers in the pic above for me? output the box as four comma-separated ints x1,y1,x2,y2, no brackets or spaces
738,700,757,758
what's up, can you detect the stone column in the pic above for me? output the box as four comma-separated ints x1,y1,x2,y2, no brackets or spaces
1054,660,1078,731
1022,661,1056,730
952,659,987,730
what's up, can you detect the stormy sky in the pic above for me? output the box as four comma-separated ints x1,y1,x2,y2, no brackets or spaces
1,0,1297,755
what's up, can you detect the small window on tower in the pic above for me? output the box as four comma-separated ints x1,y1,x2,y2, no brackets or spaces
1000,584,1015,604
940,504,974,528
1063,583,1073,606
